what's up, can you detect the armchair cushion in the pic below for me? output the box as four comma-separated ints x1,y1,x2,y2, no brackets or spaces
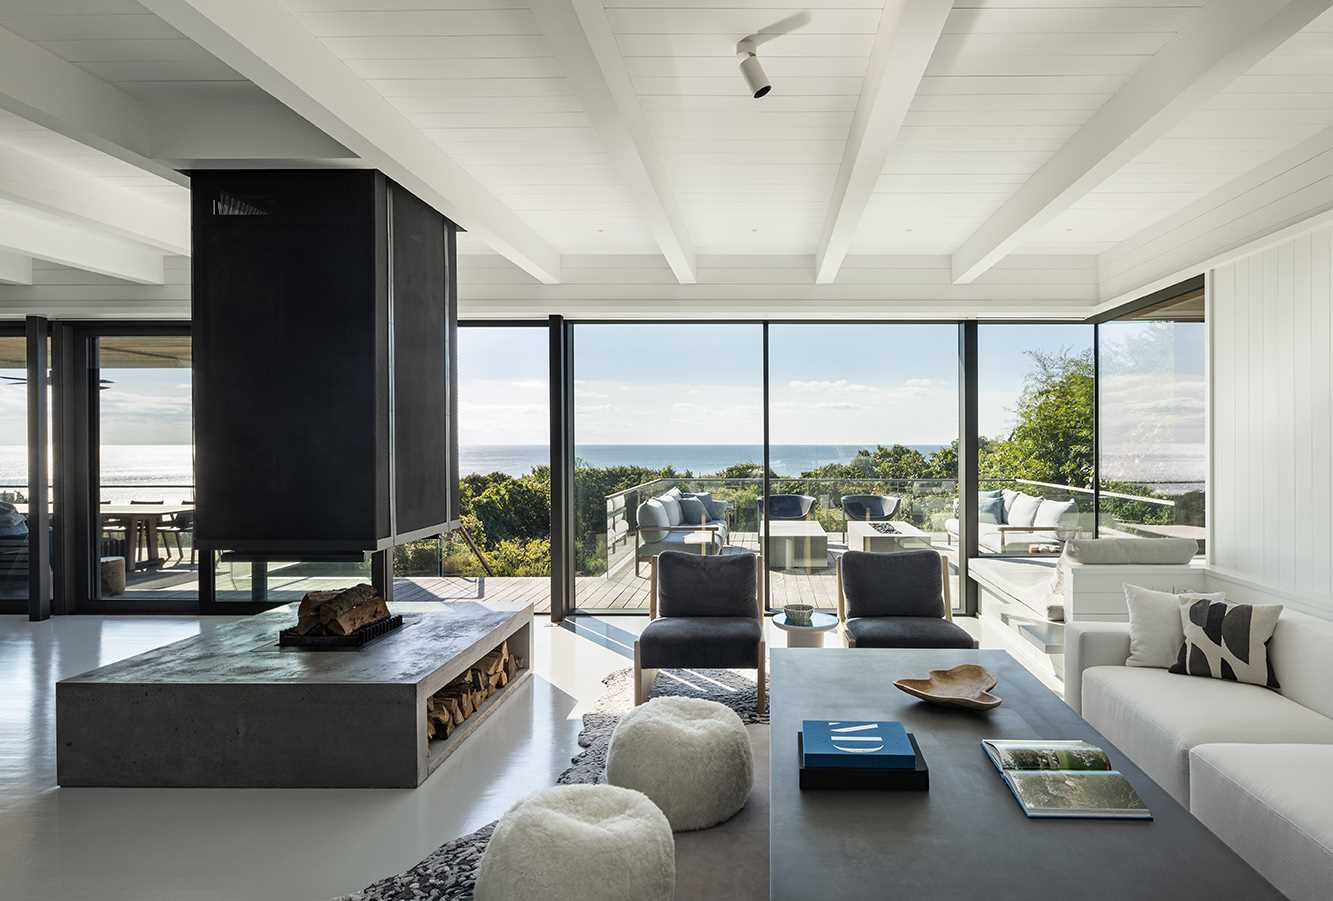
638,617,762,669
844,617,976,649
657,550,756,618
841,549,943,619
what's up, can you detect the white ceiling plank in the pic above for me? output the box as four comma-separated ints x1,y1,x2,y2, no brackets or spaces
0,207,165,285
0,142,188,256
0,24,186,188
0,250,32,285
815,0,953,284
139,0,562,284
950,0,1333,284
530,0,696,282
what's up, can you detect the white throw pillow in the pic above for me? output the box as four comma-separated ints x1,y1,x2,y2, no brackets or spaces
1007,493,1042,528
1033,497,1076,529
1123,584,1225,669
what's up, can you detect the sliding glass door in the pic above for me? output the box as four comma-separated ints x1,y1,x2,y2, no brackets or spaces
571,324,763,612
766,324,960,611
0,333,28,603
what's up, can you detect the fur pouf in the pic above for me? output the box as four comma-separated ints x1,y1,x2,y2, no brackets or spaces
473,785,674,901
607,696,753,831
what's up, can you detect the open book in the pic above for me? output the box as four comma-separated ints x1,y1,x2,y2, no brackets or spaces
982,740,1152,820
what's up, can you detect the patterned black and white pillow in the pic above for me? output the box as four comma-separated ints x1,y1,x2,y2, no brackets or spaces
1169,598,1282,688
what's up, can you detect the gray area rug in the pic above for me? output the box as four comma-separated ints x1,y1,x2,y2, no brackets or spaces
336,667,768,901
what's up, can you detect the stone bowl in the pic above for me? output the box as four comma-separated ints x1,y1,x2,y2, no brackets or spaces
894,663,1002,711
783,603,814,626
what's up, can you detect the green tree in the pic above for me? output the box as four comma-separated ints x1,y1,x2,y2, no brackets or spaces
981,349,1094,488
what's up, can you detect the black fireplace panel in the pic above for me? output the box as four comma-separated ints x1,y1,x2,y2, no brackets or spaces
191,170,456,555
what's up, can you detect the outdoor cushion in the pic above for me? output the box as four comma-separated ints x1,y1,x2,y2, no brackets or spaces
683,491,726,521
638,499,670,543
977,495,1004,524
1001,489,1019,518
1189,743,1333,901
765,494,812,520
1080,665,1333,805
1006,492,1042,528
677,495,709,526
844,616,976,649
1033,497,1076,529
841,549,943,618
658,491,683,526
657,550,756,618
638,617,762,669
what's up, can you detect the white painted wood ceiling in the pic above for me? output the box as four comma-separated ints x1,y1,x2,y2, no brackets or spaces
4,0,1333,302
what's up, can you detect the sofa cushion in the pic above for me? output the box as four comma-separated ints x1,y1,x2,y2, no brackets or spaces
1268,609,1333,721
1066,536,1198,564
638,499,670,543
1189,743,1333,901
977,495,1004,524
684,491,725,521
657,550,756,618
1001,489,1019,519
1080,665,1333,805
1033,497,1075,529
841,549,943,618
1007,493,1042,528
638,617,762,669
677,495,709,526
845,616,975,649
1169,598,1282,689
658,490,683,526
1124,584,1226,669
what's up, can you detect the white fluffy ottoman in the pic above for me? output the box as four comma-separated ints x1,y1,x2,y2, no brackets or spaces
473,784,674,901
607,696,753,831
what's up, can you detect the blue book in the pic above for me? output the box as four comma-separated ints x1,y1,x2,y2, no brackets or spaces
801,720,915,770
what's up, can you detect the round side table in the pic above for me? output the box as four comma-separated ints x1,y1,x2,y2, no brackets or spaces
771,611,839,648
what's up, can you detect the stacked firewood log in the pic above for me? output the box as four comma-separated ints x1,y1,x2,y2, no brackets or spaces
294,584,390,636
426,639,525,740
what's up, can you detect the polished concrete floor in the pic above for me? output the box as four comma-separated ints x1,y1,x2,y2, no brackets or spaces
0,607,1057,901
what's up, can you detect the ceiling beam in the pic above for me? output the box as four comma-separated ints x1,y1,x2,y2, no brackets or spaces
815,0,951,285
950,0,1333,284
0,25,186,188
0,250,31,285
0,208,165,285
0,143,189,256
140,0,562,284
531,0,696,283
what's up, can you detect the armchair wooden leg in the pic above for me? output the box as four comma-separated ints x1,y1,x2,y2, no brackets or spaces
756,640,767,716
633,640,658,705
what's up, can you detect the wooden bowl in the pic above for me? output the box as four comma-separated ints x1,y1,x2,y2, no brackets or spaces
894,663,1001,711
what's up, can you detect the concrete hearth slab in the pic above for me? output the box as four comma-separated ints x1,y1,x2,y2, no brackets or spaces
56,602,533,788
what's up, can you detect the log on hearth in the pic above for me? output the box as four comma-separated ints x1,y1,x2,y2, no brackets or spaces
295,584,390,636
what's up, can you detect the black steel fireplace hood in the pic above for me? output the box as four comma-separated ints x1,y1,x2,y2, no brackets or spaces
190,170,460,560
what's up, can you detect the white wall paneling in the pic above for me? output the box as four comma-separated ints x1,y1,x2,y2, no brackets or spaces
1211,226,1333,616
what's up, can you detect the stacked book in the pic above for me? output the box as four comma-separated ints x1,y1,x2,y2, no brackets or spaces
797,720,929,791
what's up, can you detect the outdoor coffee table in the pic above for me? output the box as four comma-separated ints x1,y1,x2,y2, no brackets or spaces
760,520,828,569
769,648,1284,900
771,610,838,648
846,519,930,553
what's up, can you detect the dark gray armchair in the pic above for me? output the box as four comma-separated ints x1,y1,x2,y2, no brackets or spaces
835,549,975,649
841,494,900,521
757,494,815,521
634,550,766,714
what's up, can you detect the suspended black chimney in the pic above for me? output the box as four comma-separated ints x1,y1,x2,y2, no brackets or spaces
190,170,458,560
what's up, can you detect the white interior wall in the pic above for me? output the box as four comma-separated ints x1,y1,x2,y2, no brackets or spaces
1211,225,1333,616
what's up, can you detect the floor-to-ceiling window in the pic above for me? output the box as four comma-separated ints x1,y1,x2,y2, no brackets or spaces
975,324,1095,557
572,324,763,612
431,324,551,600
766,324,959,610
1098,287,1206,552
0,334,27,602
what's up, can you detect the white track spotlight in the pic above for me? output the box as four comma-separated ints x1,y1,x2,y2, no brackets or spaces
736,39,771,98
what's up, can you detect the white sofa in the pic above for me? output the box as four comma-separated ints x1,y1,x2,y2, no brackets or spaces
946,488,1078,554
1067,609,1333,901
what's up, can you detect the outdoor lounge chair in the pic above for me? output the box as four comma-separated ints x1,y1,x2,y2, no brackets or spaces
634,550,766,714
841,494,900,522
835,549,975,649
757,493,815,521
